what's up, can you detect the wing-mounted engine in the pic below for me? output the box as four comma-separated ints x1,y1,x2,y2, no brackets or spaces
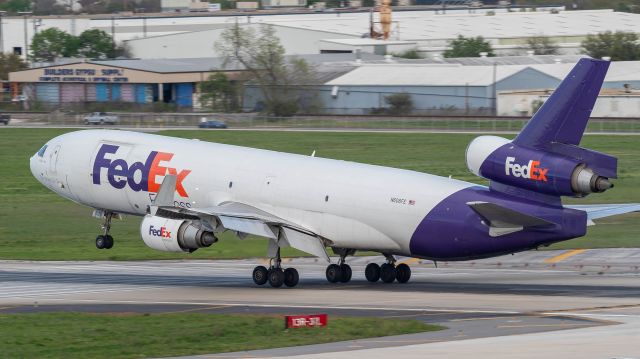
466,136,615,198
140,215,217,252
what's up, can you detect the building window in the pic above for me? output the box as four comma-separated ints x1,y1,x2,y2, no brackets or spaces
13,47,22,56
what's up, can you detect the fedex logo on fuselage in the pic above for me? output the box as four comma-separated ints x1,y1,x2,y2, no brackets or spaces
149,225,171,238
505,157,548,182
92,144,191,197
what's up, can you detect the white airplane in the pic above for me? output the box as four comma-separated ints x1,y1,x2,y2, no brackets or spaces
30,59,639,288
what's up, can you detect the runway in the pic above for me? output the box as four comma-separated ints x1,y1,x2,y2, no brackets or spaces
1,256,639,358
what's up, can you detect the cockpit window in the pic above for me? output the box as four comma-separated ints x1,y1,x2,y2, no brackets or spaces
37,145,48,157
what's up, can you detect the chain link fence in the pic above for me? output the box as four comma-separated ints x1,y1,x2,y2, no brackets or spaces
11,112,640,133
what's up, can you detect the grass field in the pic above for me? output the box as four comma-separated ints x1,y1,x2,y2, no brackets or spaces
0,312,442,358
0,128,638,260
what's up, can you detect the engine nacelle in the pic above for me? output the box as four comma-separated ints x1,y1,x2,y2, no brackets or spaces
140,215,217,252
466,136,613,197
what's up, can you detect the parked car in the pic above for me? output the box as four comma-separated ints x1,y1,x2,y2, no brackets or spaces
198,118,228,129
83,112,119,125
0,114,10,125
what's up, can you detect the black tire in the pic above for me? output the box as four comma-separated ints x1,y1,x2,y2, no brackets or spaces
104,235,114,249
268,268,285,288
252,266,268,285
99,119,104,125
396,263,411,284
380,263,397,283
339,264,352,283
284,268,299,287
365,263,380,282
325,264,342,283
95,235,106,249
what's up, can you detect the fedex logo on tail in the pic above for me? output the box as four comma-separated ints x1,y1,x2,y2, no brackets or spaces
92,144,191,197
149,225,171,238
505,157,548,182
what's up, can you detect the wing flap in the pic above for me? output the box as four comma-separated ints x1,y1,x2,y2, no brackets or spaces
282,227,329,262
218,215,277,239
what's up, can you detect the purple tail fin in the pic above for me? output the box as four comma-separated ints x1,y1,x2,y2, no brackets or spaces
513,58,609,149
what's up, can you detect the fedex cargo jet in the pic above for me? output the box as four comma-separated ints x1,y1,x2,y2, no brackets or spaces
30,59,639,288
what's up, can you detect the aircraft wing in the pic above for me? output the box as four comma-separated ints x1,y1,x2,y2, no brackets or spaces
565,203,640,225
150,176,330,261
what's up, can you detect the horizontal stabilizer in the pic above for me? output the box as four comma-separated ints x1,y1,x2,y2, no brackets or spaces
565,203,640,224
467,201,555,237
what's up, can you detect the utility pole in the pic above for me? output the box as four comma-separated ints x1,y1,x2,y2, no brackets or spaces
0,11,6,54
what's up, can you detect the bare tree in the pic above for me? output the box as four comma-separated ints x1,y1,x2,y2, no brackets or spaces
215,23,319,116
525,36,559,55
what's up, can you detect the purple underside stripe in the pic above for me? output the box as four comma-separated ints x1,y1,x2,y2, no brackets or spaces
409,186,586,261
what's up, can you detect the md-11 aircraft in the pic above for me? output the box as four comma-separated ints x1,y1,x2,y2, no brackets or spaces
31,59,639,288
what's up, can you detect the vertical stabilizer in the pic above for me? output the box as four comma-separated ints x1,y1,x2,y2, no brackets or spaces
513,59,609,149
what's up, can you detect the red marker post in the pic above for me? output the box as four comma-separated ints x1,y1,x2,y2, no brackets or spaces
284,314,328,329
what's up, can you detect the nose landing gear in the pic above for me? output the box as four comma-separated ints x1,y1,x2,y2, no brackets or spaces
95,211,115,250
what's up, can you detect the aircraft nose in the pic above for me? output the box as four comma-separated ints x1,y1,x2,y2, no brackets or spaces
30,155,39,179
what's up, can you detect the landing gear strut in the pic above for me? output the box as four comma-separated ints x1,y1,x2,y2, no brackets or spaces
95,211,114,250
325,248,354,283
253,248,299,288
365,254,412,284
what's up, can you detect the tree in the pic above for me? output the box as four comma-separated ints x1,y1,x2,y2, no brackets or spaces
31,28,78,61
77,29,114,59
385,93,413,115
444,35,495,58
199,72,239,112
525,36,559,55
32,0,69,15
581,31,640,61
0,53,28,80
0,0,32,13
215,23,319,117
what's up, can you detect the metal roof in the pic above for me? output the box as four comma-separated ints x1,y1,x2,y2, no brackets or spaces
325,61,640,86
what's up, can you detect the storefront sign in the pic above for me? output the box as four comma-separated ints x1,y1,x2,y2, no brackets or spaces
285,314,328,329
38,68,129,83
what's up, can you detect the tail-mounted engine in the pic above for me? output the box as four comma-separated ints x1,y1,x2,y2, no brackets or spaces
466,136,615,198
141,215,217,252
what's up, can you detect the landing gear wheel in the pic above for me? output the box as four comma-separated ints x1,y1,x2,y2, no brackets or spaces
339,264,352,283
104,235,114,249
365,263,381,282
95,235,106,249
380,263,397,283
253,266,268,285
326,264,342,283
396,263,411,283
268,268,285,288
284,268,299,287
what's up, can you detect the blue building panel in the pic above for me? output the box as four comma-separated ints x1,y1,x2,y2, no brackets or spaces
96,84,109,102
135,84,148,103
175,83,193,107
111,84,122,101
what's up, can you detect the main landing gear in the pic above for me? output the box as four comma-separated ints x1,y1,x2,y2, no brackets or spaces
364,254,411,284
325,248,355,283
252,248,299,288
95,211,114,250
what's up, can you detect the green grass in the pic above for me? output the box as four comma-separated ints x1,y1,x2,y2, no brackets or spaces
0,312,443,358
0,128,639,260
